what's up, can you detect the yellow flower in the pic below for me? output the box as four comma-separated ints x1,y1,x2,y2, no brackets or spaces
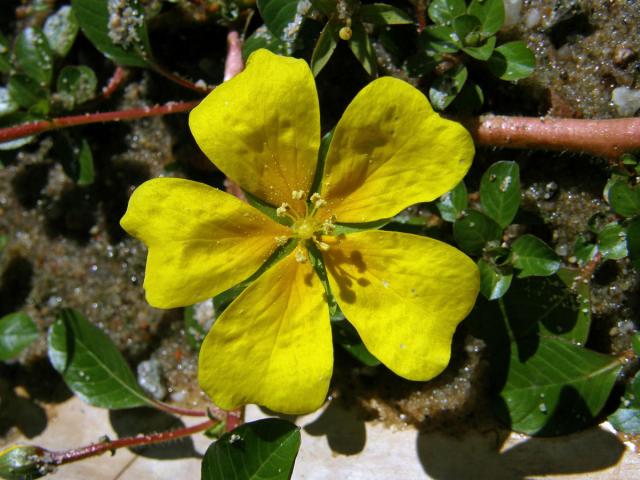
120,49,479,415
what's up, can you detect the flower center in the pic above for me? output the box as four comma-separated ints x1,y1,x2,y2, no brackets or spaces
273,191,337,262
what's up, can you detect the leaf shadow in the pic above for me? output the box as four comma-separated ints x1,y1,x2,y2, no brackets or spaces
303,399,367,456
416,423,625,480
109,407,201,460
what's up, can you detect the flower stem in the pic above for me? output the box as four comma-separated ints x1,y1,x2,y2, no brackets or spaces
0,100,200,143
50,418,218,466
150,63,212,94
460,115,640,160
101,66,129,99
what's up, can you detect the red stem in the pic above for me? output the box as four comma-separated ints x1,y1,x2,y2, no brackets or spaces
0,100,200,143
101,66,128,99
224,30,244,81
461,115,640,160
151,64,212,94
51,418,217,466
151,400,208,417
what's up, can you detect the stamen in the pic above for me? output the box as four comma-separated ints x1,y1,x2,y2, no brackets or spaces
291,190,305,200
321,215,337,234
276,202,290,217
274,236,289,246
310,193,327,208
295,248,307,263
313,238,330,251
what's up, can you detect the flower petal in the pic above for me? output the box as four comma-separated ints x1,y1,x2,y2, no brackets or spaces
120,178,289,308
189,49,320,214
320,77,474,223
323,230,479,380
198,251,332,414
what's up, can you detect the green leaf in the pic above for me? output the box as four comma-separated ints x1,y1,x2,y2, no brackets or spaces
608,180,640,218
449,79,484,113
14,27,54,86
242,25,288,60
573,235,598,266
487,41,535,81
480,160,521,228
437,181,467,222
462,35,496,61
453,209,503,255
467,0,505,36
333,219,390,235
310,0,335,15
421,25,460,55
53,133,95,185
311,20,339,76
633,332,640,356
499,337,622,436
48,309,152,409
44,5,80,57
627,217,640,270
332,317,380,366
7,75,50,114
56,65,98,109
511,234,560,278
470,271,591,347
478,259,512,300
452,14,481,47
609,407,640,434
257,0,300,40
71,0,152,67
201,418,301,480
348,21,378,76
184,304,207,351
0,312,38,361
0,87,19,117
0,112,40,150
0,31,10,73
429,64,467,110
597,222,627,261
359,3,413,25
428,0,466,25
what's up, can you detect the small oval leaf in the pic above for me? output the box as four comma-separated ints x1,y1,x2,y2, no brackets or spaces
48,308,152,409
201,418,301,480
0,312,38,361
44,5,80,57
453,209,503,255
437,181,468,222
480,160,521,228
511,234,560,278
14,27,54,86
487,41,535,81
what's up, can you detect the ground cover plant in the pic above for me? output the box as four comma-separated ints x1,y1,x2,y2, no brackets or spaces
0,0,640,478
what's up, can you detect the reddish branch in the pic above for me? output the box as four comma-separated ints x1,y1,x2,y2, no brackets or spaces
461,115,640,160
50,418,217,466
101,66,128,99
0,101,199,143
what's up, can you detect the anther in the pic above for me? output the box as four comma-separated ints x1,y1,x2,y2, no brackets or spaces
314,239,330,251
310,193,327,208
276,202,290,217
291,190,305,200
275,236,289,246
295,248,307,264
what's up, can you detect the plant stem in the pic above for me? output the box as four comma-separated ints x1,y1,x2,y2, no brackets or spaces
101,66,128,99
0,100,200,143
150,400,208,417
50,418,218,466
150,63,212,94
224,30,244,81
460,115,640,160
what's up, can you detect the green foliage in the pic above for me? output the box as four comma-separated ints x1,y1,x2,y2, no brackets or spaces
0,312,38,361
487,41,536,81
453,209,502,255
511,234,561,278
52,133,95,185
477,258,512,300
348,21,378,76
608,180,640,218
56,65,98,109
44,5,80,57
609,371,640,434
71,0,152,67
311,20,340,76
48,309,152,409
14,27,53,87
429,64,467,110
437,181,467,222
499,337,621,436
359,4,413,25
428,0,466,25
201,418,301,480
480,161,521,228
256,0,301,41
